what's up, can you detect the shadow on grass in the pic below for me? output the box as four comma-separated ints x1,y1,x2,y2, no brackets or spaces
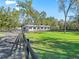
31,37,79,59
66,32,79,36
73,32,79,35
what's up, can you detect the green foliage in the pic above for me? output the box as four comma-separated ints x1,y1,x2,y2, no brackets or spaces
0,6,20,31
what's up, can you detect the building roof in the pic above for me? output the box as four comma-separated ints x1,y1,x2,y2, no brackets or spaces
25,25,50,27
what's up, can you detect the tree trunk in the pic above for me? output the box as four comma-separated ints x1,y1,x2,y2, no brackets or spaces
64,15,67,33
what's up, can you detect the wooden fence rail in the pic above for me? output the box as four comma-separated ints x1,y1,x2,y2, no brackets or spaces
0,32,38,59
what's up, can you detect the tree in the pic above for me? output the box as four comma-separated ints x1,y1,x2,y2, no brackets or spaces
58,19,64,31
75,15,79,31
74,1,79,31
39,11,47,25
0,6,20,31
58,0,77,33
16,0,32,25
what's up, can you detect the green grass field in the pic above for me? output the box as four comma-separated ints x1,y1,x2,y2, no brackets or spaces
26,32,79,59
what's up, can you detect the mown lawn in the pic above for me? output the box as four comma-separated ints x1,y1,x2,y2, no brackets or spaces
26,32,79,59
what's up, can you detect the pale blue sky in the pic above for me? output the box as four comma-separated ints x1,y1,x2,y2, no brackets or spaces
32,0,64,20
0,0,70,20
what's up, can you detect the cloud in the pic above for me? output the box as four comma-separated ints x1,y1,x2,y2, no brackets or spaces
5,0,16,5
15,7,20,11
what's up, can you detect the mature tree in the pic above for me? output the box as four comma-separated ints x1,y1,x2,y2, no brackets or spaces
58,0,78,33
0,6,20,31
75,15,79,31
74,1,79,31
58,19,64,31
39,11,47,25
16,0,32,25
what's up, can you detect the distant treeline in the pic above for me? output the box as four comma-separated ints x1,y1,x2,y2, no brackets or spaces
0,6,79,32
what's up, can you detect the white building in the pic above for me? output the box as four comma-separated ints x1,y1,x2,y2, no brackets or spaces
23,25,50,32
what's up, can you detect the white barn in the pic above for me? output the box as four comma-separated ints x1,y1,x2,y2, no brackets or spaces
23,25,50,32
